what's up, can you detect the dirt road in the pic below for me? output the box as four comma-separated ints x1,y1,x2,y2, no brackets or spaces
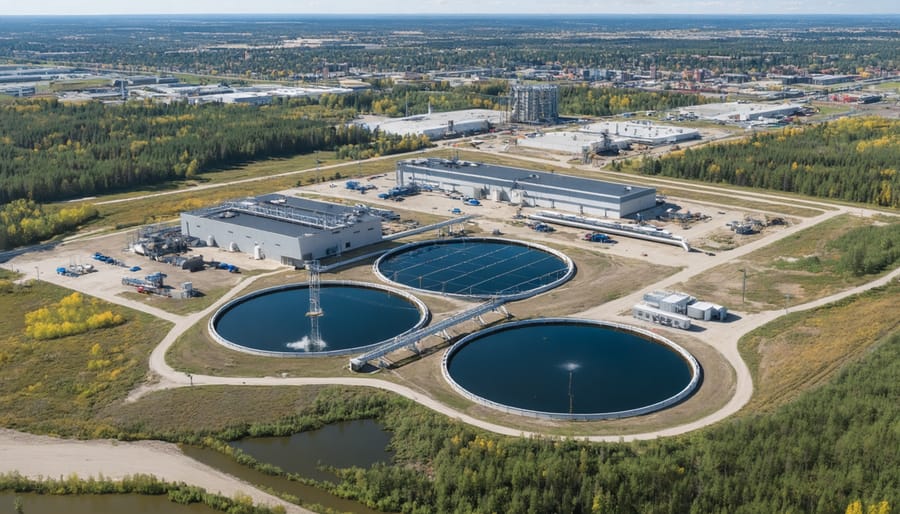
0,429,311,514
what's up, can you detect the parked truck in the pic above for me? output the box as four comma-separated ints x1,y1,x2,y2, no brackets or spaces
584,232,612,243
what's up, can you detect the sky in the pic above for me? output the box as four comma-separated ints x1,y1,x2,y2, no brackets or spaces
0,0,897,15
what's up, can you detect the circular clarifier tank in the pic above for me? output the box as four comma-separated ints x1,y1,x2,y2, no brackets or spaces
210,281,429,356
442,319,700,420
374,238,574,299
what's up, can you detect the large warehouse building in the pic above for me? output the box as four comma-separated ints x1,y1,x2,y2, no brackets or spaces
361,108,504,141
397,158,656,218
181,194,383,266
581,121,700,146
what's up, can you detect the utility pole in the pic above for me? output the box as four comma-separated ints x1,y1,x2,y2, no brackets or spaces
739,268,747,303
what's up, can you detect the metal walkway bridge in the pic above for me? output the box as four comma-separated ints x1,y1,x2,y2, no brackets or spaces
383,215,476,241
349,298,508,371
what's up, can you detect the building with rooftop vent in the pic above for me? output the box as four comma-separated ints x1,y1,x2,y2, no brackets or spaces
180,194,383,267
396,158,655,218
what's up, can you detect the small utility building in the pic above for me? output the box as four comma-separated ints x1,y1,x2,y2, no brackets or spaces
396,158,656,218
181,194,383,267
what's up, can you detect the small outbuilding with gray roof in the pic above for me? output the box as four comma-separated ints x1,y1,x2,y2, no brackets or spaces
396,158,656,218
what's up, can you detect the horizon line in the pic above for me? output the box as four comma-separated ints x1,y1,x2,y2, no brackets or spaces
2,12,900,17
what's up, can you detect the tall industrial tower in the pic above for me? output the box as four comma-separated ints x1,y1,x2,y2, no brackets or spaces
305,260,324,347
510,84,559,124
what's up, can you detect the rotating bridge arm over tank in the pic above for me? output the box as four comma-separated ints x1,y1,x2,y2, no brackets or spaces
349,298,508,371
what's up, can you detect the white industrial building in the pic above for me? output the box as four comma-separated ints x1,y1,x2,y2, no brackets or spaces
635,290,727,328
643,291,696,315
632,304,692,330
180,194,383,267
151,84,353,104
396,158,656,218
581,121,701,146
687,301,728,321
681,102,804,123
361,108,504,141
517,130,627,155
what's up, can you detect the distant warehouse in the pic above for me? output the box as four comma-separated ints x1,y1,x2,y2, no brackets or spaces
397,158,656,218
180,194,383,267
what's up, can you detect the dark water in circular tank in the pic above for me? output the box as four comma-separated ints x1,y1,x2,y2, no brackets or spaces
377,239,569,297
446,322,694,415
213,285,423,353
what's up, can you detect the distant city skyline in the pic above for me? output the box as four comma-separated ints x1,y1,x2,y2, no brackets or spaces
1,0,898,16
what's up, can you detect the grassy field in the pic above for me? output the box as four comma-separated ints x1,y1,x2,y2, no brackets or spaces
0,271,168,437
76,154,411,232
740,280,900,412
869,81,900,92
809,102,855,117
676,214,886,311
98,385,328,437
91,152,339,204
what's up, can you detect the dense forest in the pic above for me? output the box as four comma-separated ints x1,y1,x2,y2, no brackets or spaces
639,117,900,208
0,99,428,204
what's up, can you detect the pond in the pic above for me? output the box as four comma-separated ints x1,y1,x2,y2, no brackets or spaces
228,419,394,482
183,419,393,514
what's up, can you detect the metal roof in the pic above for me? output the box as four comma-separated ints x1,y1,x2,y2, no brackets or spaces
399,159,654,202
186,194,379,237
